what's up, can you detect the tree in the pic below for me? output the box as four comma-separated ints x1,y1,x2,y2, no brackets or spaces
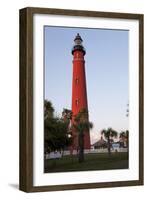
44,100,54,119
44,100,72,154
101,128,118,155
45,117,72,152
62,108,72,121
72,109,93,163
119,130,129,148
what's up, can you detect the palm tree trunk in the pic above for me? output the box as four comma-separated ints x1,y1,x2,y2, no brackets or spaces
108,137,111,155
127,137,129,157
78,132,84,163
61,148,64,158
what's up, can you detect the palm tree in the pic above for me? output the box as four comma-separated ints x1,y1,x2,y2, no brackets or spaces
72,109,93,163
119,130,129,148
101,128,118,155
125,130,129,148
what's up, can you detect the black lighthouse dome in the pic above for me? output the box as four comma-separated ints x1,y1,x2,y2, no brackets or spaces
72,33,86,55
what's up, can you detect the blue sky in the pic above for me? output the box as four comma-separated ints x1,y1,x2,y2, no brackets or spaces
44,26,129,144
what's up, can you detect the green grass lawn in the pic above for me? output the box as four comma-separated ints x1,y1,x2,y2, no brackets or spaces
44,152,129,173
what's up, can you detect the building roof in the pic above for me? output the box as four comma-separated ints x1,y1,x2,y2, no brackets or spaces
92,137,107,147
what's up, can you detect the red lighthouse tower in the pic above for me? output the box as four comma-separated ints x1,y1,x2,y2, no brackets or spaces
71,33,91,150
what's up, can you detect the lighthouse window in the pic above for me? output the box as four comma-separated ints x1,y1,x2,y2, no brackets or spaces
75,78,79,84
75,99,79,106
